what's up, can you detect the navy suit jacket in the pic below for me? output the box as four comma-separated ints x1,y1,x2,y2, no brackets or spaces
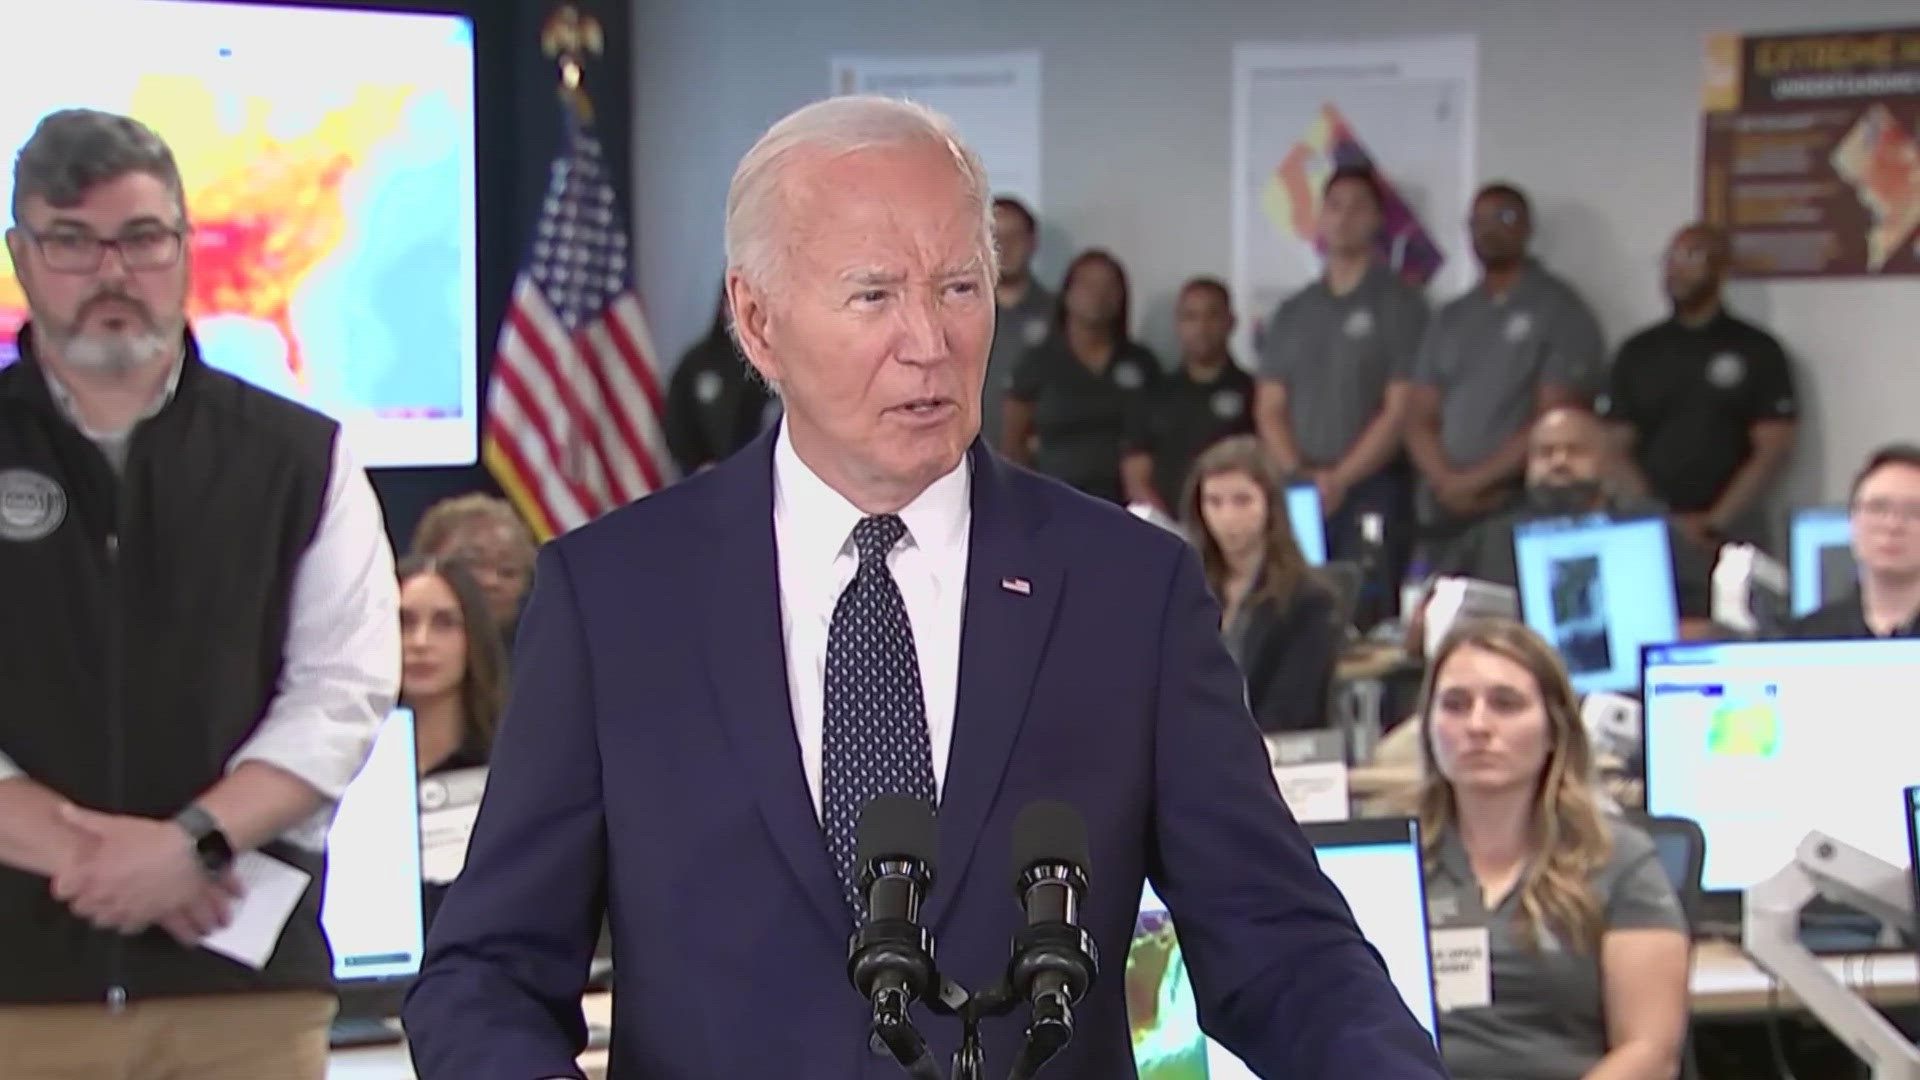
403,432,1445,1079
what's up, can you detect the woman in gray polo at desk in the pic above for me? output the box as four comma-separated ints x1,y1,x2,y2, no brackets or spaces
1415,619,1689,1080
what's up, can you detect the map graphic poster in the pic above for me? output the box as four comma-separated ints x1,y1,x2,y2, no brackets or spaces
1232,37,1477,360
1700,26,1920,277
0,1,479,467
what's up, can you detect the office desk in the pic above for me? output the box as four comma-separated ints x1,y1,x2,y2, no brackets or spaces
1690,939,1920,1018
327,992,612,1079
324,948,1919,1070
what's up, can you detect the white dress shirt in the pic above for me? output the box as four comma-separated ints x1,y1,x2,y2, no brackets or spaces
772,421,970,818
0,364,399,851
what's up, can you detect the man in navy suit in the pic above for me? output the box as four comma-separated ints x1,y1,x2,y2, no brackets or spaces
403,96,1446,1079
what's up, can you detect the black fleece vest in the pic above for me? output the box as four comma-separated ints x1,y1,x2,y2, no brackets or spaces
0,326,339,1003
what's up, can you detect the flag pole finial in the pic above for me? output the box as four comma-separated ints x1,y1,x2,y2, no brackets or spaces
542,3,604,124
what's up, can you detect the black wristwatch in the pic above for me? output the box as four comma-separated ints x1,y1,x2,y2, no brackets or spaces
173,803,235,876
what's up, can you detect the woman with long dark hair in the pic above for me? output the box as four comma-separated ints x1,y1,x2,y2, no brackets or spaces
1002,248,1161,502
397,555,507,777
1182,435,1339,731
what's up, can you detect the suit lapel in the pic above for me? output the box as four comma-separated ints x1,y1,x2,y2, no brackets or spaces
925,446,1061,929
701,431,848,937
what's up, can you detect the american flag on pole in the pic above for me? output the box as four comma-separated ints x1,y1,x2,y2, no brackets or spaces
483,106,673,542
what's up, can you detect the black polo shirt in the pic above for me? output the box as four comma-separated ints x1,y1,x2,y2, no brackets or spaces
1787,590,1920,640
1009,337,1162,503
1599,310,1796,514
1125,359,1257,508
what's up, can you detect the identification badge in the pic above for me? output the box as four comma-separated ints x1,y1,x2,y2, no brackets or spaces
1429,924,1492,1011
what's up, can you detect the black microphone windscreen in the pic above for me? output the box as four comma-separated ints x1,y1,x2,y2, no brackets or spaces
1010,800,1090,887
855,794,939,874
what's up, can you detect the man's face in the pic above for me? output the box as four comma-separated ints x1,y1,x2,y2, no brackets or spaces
1174,286,1232,361
1851,463,1920,579
5,171,189,373
1317,177,1382,257
729,142,993,498
992,204,1034,284
1526,410,1605,493
1469,192,1531,269
1662,228,1722,309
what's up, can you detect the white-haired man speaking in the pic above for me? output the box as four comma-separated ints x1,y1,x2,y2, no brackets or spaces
404,96,1446,1080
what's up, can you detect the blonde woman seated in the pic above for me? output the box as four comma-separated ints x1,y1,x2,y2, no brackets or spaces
1418,619,1689,1080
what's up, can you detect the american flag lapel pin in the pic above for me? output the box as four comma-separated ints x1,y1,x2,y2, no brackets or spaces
1000,576,1031,596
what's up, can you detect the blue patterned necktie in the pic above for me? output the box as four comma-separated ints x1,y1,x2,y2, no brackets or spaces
821,513,938,922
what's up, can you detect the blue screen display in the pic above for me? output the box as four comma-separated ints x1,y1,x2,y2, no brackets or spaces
1789,507,1853,617
1514,515,1678,695
1286,483,1327,567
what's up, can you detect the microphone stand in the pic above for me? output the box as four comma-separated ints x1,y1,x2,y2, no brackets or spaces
1004,986,1072,1080
958,982,1017,1080
870,983,945,1080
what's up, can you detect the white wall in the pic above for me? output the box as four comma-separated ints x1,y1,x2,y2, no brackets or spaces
630,0,1920,507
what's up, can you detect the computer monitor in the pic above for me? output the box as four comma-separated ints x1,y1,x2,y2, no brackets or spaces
1285,482,1327,566
1513,515,1678,695
0,1,481,467
1790,506,1854,616
322,708,425,1001
1643,640,1920,895
1128,817,1439,1076
1905,785,1920,941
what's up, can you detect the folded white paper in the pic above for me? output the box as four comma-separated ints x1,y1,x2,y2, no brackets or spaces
200,851,311,970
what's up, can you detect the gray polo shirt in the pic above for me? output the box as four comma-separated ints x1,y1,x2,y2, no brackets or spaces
984,281,1055,450
1413,260,1604,474
1427,815,1686,1080
1258,263,1430,468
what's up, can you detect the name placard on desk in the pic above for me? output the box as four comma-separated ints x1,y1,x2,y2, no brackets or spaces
1267,730,1349,823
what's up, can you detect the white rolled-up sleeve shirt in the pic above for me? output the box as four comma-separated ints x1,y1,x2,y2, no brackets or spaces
0,398,400,851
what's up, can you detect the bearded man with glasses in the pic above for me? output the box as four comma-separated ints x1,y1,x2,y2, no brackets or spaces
0,108,398,1079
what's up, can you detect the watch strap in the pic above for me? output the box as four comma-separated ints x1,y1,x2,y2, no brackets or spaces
173,803,233,874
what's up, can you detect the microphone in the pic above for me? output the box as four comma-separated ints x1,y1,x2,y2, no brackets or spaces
847,794,942,1080
1005,800,1099,1080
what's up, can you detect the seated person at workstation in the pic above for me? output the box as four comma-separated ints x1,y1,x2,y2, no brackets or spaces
397,556,506,931
1184,436,1341,733
410,493,539,652
1436,406,1714,637
1600,224,1797,548
1791,443,1920,639
1122,275,1257,513
1416,619,1690,1080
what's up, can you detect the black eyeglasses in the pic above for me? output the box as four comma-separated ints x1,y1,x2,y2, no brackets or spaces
24,224,189,273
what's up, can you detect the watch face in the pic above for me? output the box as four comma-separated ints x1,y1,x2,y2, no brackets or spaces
196,829,234,873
